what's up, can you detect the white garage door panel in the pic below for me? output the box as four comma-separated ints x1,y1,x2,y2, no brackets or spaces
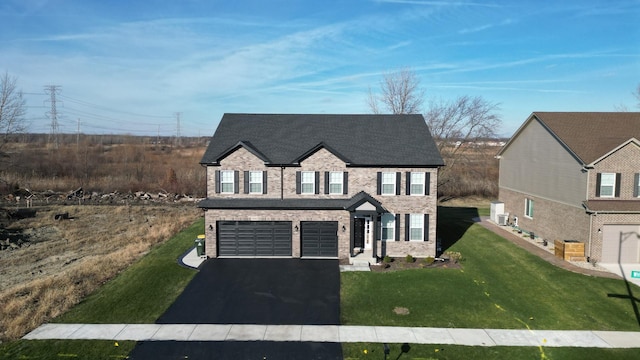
601,225,640,264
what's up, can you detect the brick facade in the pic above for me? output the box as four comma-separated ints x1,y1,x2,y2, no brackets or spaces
203,147,439,260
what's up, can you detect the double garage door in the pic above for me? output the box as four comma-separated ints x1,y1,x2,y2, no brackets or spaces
217,221,337,258
601,224,640,264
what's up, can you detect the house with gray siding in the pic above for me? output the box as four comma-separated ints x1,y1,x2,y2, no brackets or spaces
497,112,640,265
198,113,444,263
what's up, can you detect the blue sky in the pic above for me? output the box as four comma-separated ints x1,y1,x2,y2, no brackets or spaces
1,0,639,137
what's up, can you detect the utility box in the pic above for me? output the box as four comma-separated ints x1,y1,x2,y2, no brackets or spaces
490,201,505,223
195,234,206,257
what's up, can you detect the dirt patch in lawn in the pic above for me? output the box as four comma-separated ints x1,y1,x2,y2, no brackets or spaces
370,256,462,272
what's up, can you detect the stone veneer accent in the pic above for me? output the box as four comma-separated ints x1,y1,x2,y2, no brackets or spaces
203,147,440,260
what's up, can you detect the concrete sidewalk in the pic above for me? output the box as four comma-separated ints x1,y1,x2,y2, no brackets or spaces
23,323,640,348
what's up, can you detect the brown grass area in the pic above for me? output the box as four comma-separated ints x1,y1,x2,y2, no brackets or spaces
0,204,199,341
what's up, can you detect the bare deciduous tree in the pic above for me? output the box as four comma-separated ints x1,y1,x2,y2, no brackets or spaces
0,72,27,157
367,68,424,114
425,95,502,195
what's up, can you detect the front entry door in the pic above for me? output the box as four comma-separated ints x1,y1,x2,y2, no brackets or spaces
354,218,365,248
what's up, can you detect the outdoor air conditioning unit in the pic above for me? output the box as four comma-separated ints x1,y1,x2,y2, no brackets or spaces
497,214,508,226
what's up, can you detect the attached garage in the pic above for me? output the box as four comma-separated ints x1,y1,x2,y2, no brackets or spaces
217,221,292,257
301,221,338,258
601,224,640,264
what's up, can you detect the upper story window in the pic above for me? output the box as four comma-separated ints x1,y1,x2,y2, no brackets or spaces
301,171,315,194
329,171,343,194
381,213,395,241
525,198,534,218
410,172,425,195
598,173,616,198
634,173,640,198
220,170,235,193
381,172,396,195
249,171,263,194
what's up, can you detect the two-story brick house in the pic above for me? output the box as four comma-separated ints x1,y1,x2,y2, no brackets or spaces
497,112,640,265
198,113,444,263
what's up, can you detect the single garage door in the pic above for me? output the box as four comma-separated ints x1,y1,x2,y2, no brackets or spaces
218,221,292,257
301,221,338,258
601,224,640,264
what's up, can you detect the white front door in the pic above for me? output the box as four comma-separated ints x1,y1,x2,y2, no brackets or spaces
364,218,373,250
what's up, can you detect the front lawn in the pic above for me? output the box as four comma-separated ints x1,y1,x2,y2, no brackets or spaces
341,206,640,331
342,343,640,360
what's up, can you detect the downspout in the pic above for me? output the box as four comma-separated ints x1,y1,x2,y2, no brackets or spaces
587,214,594,262
280,166,284,200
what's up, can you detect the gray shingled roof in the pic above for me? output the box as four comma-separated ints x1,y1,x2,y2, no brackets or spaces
198,191,386,212
201,114,444,166
531,112,640,165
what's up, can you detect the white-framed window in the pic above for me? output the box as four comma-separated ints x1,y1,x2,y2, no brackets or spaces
301,171,315,194
329,171,343,194
249,171,263,194
220,170,234,193
381,213,395,241
599,173,616,197
410,172,425,195
382,172,396,195
409,214,424,241
525,198,534,218
636,173,640,197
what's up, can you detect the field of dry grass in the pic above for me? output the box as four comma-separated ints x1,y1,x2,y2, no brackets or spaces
0,204,200,341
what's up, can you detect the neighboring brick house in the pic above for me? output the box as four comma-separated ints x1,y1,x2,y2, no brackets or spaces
497,112,640,264
198,113,444,263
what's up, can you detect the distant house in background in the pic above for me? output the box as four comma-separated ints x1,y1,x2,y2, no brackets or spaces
496,112,640,265
198,114,444,263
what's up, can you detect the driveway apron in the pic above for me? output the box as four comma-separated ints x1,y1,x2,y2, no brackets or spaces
157,258,340,325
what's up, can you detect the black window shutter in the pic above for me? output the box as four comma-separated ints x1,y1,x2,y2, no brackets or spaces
424,214,429,241
263,171,268,194
595,173,601,197
634,173,639,197
425,172,430,195
376,172,382,195
243,171,249,194
315,171,320,194
234,171,239,194
343,172,348,194
296,171,301,194
215,170,221,194
396,172,401,195
324,172,330,194
615,173,621,197
406,172,411,195
395,214,400,241
405,214,410,241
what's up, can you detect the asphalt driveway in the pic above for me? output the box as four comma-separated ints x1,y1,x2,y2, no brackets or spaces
157,258,340,325
130,259,342,359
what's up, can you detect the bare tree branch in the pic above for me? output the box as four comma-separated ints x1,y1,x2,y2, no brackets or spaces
0,72,27,156
368,68,424,114
425,95,502,186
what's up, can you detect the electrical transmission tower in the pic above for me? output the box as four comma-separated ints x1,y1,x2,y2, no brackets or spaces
44,85,61,148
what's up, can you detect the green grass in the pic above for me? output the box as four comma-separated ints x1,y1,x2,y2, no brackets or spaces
0,340,135,360
343,343,640,360
55,218,203,323
341,206,640,330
